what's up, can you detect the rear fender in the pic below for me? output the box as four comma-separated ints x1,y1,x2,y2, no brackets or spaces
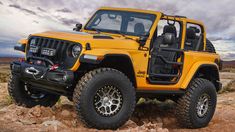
181,61,219,89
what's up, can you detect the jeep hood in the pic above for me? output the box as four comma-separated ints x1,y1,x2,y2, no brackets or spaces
31,31,140,50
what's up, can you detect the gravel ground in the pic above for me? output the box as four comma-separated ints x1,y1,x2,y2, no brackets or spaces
0,72,234,132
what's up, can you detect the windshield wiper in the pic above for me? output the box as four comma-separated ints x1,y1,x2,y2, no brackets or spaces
89,28,101,34
113,31,135,40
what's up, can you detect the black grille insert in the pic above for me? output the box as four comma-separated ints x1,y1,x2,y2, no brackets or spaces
27,36,81,69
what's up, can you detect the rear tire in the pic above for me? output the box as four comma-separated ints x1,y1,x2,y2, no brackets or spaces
206,39,216,53
8,73,60,108
176,78,217,128
73,68,136,130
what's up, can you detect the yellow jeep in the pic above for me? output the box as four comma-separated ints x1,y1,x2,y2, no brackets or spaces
9,7,222,129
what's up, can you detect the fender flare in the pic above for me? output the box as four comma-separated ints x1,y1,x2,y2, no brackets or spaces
14,39,28,53
79,50,137,87
181,62,219,89
79,49,133,64
18,39,28,45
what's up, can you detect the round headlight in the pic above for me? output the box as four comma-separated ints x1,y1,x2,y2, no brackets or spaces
72,45,81,57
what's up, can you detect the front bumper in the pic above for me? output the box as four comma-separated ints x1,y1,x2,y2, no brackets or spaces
11,61,74,95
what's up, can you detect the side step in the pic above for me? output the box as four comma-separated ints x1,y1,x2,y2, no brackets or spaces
149,73,178,78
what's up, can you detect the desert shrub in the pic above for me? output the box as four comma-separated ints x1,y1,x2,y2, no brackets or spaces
219,80,235,94
0,73,9,83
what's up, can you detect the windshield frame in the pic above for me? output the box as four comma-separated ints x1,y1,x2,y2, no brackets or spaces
84,10,157,37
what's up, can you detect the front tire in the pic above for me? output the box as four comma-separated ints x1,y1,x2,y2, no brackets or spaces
8,73,60,108
73,68,136,130
176,78,217,128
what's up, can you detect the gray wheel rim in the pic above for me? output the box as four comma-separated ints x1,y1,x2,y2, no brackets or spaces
196,93,210,118
94,85,123,116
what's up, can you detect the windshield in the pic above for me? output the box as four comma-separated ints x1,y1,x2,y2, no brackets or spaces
85,10,156,36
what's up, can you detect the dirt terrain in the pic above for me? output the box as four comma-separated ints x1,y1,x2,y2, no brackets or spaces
0,62,234,131
0,81,235,132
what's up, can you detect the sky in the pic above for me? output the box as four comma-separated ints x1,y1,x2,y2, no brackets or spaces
0,0,235,60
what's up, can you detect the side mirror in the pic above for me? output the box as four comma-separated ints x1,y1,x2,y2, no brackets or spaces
73,23,82,31
138,33,149,47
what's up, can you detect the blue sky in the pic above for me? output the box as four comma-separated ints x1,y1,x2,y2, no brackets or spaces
0,0,235,60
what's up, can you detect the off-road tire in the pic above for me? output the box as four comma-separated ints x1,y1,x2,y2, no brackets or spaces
8,73,60,108
206,39,216,53
176,78,217,128
73,68,136,130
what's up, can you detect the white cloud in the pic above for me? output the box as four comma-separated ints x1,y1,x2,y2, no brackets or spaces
212,40,235,60
1,0,235,39
0,0,235,60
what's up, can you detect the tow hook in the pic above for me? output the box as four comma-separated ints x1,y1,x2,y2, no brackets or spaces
25,67,40,75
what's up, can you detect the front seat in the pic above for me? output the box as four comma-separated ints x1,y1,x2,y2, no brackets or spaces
134,23,145,35
150,25,179,75
163,24,177,37
185,28,197,50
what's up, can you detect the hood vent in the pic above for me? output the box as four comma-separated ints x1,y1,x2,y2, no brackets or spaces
93,35,113,39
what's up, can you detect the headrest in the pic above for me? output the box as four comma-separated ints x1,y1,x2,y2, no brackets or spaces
186,28,196,39
163,25,177,37
163,33,176,45
189,26,200,33
134,23,145,35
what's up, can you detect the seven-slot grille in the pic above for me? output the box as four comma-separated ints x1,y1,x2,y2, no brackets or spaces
27,36,80,69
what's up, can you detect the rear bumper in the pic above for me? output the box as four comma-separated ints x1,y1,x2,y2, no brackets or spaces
11,61,74,95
